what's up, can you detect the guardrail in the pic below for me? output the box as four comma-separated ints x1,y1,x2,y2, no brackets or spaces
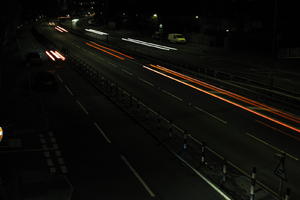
65,52,292,200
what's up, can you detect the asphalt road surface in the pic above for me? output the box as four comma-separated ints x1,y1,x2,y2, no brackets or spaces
37,24,300,199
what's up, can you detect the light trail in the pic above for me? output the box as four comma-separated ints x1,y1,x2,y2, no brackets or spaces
89,41,134,59
45,51,56,61
55,27,64,32
122,38,177,51
54,51,66,61
56,26,68,32
149,64,300,124
85,42,125,60
85,29,108,35
143,65,300,134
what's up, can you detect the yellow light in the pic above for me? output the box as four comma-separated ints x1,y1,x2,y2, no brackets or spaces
0,127,3,142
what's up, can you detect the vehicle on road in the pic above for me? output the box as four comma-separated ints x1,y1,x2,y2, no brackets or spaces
168,33,186,43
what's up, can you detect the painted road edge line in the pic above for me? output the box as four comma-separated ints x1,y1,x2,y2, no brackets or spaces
94,122,112,144
172,150,232,200
120,155,156,198
194,106,227,124
76,100,89,115
246,132,299,161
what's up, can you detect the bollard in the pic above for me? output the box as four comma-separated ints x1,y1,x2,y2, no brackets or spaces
284,188,290,200
201,142,206,164
183,132,188,150
222,159,227,183
250,167,256,200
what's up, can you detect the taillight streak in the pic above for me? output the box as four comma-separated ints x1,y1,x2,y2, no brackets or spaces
55,27,64,32
56,26,68,32
90,41,134,59
85,42,125,60
143,65,300,134
150,64,300,124
45,51,55,61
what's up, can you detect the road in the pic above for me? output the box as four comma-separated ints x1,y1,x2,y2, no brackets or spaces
37,24,300,199
1,25,231,200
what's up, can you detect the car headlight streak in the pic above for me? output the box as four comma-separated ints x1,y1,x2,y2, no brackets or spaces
122,38,177,51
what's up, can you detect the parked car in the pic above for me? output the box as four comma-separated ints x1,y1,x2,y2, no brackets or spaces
32,71,58,92
168,33,187,44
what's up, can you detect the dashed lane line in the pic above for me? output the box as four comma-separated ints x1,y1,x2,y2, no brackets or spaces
76,100,89,115
194,106,227,124
93,122,112,144
161,89,183,102
64,85,74,96
246,132,299,161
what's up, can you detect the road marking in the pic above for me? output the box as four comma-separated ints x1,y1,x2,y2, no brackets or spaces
120,155,156,198
76,100,89,115
194,106,227,124
171,150,232,200
56,75,63,83
173,124,184,133
139,78,154,87
162,89,183,101
122,69,133,76
94,122,112,144
64,85,74,96
246,132,299,161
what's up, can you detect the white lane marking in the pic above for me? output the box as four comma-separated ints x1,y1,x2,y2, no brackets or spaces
57,75,63,83
76,100,89,115
173,124,184,133
122,69,133,76
120,155,156,198
94,122,112,144
194,106,227,124
246,132,299,161
248,106,269,111
139,78,154,87
64,85,74,96
171,150,232,200
162,89,183,101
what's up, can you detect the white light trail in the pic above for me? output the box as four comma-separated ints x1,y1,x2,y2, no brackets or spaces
85,29,108,35
45,51,56,61
122,38,178,51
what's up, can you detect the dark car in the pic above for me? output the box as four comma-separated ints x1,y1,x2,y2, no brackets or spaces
25,52,42,66
32,71,58,92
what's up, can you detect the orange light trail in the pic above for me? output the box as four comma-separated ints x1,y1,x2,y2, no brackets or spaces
143,65,300,134
90,41,134,59
149,64,300,124
85,42,125,60
45,51,56,61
